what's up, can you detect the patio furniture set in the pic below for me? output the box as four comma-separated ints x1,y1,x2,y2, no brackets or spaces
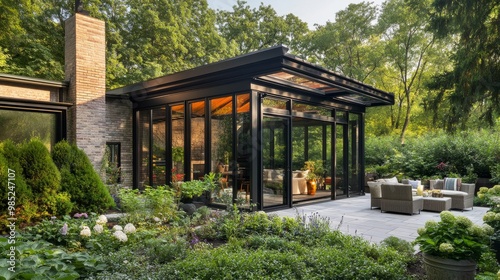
368,177,475,215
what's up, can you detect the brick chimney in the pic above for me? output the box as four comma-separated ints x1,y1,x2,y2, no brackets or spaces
64,12,106,171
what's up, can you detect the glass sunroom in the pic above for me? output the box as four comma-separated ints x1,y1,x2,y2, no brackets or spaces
107,46,394,210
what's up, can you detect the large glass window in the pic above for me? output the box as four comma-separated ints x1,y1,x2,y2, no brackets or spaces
138,110,151,190
211,96,233,205
236,94,251,205
171,104,185,182
0,109,58,149
349,113,360,194
152,107,166,186
336,124,346,197
191,101,205,180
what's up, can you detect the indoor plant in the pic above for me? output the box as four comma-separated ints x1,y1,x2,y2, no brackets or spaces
415,211,492,279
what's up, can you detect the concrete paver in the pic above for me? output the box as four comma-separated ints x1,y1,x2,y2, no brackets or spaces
271,194,489,244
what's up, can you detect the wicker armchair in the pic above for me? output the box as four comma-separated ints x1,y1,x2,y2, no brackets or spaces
368,183,382,209
380,184,423,215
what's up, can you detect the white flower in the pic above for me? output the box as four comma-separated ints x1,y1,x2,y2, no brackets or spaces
80,226,91,237
96,215,108,225
113,230,128,242
153,217,161,223
93,224,104,234
113,225,123,231
123,223,136,234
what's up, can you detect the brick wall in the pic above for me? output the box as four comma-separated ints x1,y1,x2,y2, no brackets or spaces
64,13,106,172
105,97,133,187
0,84,58,102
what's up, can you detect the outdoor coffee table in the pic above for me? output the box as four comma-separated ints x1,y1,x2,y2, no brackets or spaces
422,197,451,212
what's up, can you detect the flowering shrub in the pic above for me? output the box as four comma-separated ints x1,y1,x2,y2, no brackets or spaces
415,211,491,262
477,186,500,207
113,230,128,242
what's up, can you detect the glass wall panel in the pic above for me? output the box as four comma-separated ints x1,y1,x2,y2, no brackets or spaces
336,124,346,196
236,94,251,205
138,110,151,190
307,125,323,161
262,96,289,114
324,124,332,191
349,113,360,194
171,104,185,182
191,101,205,180
0,109,58,149
211,96,233,204
293,102,332,117
152,107,166,186
263,116,288,207
291,124,305,171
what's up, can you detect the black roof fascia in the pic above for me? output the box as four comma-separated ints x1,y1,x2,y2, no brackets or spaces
0,96,72,111
106,46,289,99
107,45,394,108
0,73,68,88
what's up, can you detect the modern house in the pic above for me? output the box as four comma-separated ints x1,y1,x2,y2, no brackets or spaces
0,12,394,210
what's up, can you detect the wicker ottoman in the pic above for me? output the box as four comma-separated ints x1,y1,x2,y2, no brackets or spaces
423,197,451,212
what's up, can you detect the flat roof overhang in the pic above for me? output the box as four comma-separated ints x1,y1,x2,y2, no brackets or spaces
107,45,394,108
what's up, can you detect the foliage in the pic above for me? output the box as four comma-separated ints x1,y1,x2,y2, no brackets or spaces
305,2,382,83
477,186,500,207
365,130,500,180
380,236,416,263
216,0,309,54
0,236,105,279
180,180,208,200
428,0,500,131
19,138,63,217
415,211,491,262
118,186,180,224
52,140,115,213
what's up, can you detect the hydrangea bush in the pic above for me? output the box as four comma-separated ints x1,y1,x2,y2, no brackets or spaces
415,211,491,262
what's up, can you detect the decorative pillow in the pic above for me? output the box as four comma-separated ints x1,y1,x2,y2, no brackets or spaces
292,171,300,178
298,170,309,178
408,180,421,189
444,178,459,191
384,177,399,184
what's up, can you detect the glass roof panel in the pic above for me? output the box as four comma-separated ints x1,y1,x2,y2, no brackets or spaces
265,72,339,92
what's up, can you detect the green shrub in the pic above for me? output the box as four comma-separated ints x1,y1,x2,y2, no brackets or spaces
19,138,61,215
0,237,105,279
0,140,31,206
52,140,114,213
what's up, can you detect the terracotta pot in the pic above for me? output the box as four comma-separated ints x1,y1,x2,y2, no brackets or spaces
422,253,476,280
307,180,317,195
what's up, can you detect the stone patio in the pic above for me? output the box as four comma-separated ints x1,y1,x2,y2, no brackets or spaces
272,193,489,244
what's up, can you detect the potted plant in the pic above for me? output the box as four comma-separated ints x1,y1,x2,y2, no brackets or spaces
415,211,492,279
302,161,318,195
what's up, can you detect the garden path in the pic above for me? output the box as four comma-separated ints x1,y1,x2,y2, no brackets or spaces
272,194,488,244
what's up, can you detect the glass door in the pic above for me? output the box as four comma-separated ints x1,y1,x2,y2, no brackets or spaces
262,115,290,208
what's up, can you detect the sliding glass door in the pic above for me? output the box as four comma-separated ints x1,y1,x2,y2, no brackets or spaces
262,115,290,208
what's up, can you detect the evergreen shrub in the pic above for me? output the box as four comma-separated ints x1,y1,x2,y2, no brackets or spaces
19,138,63,215
52,140,114,213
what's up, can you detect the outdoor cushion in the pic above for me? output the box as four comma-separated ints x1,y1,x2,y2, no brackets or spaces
444,178,459,191
408,180,421,189
440,190,468,196
384,177,399,184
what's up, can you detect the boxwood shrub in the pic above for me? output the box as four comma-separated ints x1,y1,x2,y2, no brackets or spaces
52,140,115,213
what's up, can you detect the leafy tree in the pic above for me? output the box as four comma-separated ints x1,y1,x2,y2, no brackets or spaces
215,0,309,54
428,0,500,131
305,2,383,83
377,0,440,143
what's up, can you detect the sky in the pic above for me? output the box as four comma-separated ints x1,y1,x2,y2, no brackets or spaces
207,0,385,29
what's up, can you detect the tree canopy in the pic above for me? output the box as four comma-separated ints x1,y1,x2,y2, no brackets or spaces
0,0,498,135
